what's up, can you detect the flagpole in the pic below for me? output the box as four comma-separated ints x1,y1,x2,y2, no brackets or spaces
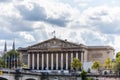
52,25,56,38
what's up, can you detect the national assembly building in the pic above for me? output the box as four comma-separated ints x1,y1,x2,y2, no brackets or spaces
18,37,114,70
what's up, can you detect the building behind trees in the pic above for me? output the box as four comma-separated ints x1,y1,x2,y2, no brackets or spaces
18,37,114,71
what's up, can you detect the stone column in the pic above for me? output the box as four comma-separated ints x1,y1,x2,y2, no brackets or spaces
37,53,39,70
56,53,58,70
51,53,53,70
76,52,78,59
81,51,83,63
83,51,84,63
71,52,73,63
81,51,84,63
81,51,84,70
46,53,49,70
71,52,73,70
28,53,30,69
66,52,68,70
61,53,63,70
32,53,34,69
42,53,44,70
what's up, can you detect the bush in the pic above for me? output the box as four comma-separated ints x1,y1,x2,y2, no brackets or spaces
80,70,87,80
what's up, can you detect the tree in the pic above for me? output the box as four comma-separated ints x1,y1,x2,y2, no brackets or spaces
0,57,4,68
80,70,87,80
104,58,112,70
113,61,120,74
71,57,82,71
3,50,20,69
92,61,101,72
116,55,120,63
113,54,120,74
116,52,120,58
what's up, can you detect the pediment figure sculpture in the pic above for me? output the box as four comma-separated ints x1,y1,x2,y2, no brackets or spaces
29,37,79,49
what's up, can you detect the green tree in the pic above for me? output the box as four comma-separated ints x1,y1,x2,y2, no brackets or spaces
71,57,82,71
80,70,88,80
113,61,120,74
92,61,101,72
104,58,112,70
3,50,20,69
0,57,4,68
116,52,120,58
115,55,120,63
113,54,120,74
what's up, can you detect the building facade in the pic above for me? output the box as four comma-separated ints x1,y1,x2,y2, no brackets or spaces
18,37,114,70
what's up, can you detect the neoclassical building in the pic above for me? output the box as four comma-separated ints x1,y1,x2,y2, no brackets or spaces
18,37,114,70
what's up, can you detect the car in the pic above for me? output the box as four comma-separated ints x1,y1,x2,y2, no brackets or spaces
15,68,23,73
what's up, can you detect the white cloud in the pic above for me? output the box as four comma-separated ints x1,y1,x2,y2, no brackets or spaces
0,2,20,18
19,32,35,42
39,0,81,22
0,0,120,54
74,0,89,7
112,35,120,52
75,6,120,34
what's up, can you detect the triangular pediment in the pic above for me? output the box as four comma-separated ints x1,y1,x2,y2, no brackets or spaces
29,37,79,49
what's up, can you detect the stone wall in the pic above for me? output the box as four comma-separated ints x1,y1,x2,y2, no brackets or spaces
87,46,114,64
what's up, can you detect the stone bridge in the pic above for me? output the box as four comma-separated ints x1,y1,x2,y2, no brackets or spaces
1,70,120,80
0,71,41,80
0,70,80,80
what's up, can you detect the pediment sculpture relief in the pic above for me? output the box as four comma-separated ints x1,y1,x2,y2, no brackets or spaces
30,38,79,49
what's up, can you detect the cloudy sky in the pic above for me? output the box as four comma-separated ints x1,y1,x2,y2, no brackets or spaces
0,0,120,53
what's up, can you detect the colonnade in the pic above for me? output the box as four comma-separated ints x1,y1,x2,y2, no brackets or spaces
28,51,84,70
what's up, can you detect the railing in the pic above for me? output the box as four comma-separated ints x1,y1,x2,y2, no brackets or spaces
1,69,120,80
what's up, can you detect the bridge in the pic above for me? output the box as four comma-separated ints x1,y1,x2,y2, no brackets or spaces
0,69,120,80
0,69,79,80
0,71,41,80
